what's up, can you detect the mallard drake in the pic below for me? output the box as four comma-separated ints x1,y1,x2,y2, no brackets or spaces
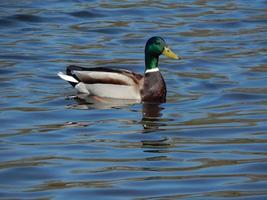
58,36,180,103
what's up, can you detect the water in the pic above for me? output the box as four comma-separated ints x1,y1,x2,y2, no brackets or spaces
0,0,267,199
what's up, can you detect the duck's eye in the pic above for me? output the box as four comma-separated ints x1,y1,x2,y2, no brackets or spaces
154,41,160,45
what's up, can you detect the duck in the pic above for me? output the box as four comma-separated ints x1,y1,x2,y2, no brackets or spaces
58,36,180,103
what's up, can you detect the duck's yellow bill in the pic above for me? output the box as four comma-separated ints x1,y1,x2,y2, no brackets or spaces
162,47,181,59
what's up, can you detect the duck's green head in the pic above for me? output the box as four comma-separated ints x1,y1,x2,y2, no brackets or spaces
145,36,180,70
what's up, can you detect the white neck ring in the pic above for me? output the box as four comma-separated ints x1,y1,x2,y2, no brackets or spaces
145,68,159,74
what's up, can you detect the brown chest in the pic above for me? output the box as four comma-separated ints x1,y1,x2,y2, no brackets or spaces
141,71,166,103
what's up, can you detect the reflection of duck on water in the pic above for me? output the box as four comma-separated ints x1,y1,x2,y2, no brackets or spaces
141,103,173,152
65,95,168,133
142,103,164,132
66,94,138,110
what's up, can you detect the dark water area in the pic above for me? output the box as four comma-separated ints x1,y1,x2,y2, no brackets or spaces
1,0,267,199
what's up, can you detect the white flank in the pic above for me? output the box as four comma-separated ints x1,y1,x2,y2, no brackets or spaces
74,71,136,85
85,83,141,101
57,72,79,83
145,68,159,74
